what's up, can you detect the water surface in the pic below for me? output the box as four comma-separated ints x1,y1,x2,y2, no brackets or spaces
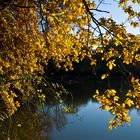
0,77,140,140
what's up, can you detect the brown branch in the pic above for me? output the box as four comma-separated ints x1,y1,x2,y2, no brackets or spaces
82,0,124,44
0,0,15,11
82,0,104,45
12,4,35,8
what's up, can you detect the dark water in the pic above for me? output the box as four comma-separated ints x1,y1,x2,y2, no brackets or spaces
0,76,140,140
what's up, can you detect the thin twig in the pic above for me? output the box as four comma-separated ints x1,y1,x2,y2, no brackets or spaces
82,0,125,44
96,0,104,9
82,0,104,45
90,8,109,13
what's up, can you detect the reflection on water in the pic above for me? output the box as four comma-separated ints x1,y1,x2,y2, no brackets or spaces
1,76,140,140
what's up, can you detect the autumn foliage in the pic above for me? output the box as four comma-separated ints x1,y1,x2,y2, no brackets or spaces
0,0,140,124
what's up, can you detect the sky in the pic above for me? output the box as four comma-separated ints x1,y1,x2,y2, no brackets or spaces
94,0,140,35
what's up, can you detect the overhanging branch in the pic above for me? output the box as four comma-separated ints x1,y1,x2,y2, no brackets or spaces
82,0,122,44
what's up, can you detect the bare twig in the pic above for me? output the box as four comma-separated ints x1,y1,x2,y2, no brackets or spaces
82,0,104,45
90,8,109,13
96,0,105,9
82,0,125,44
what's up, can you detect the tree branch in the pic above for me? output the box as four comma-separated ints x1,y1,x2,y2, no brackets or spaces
82,0,104,45
82,0,123,44
90,8,110,13
12,4,35,8
0,0,15,11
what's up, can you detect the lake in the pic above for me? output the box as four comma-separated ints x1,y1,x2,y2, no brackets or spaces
0,76,140,140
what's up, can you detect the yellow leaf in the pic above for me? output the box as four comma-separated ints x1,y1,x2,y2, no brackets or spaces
96,89,99,95
114,96,119,101
101,73,109,79
63,0,67,5
108,125,113,131
103,105,111,111
125,98,134,107
109,64,113,70
101,74,106,79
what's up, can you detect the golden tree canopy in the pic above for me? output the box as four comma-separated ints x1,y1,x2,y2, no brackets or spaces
0,0,140,115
